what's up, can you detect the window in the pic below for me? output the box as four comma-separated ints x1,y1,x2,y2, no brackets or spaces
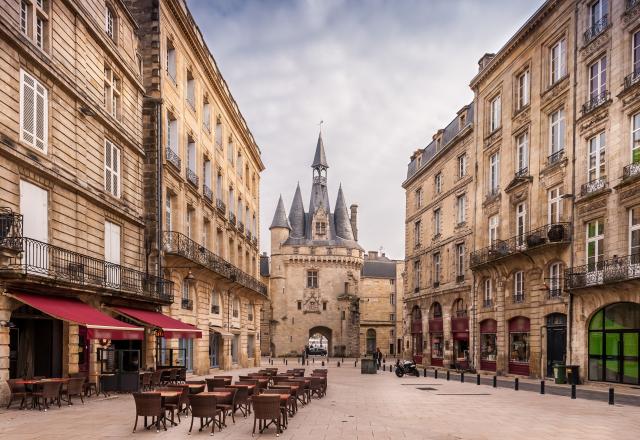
203,159,212,192
247,334,255,358
167,113,178,153
516,203,526,248
456,195,465,224
413,260,421,290
548,262,563,296
390,313,396,322
215,118,223,149
458,154,467,178
550,109,565,155
166,40,176,83
631,208,640,257
633,31,640,76
455,243,465,277
105,6,116,41
187,139,196,173
185,207,193,239
203,101,211,132
232,297,240,318
21,0,50,51
202,219,209,248
227,138,234,164
489,152,500,194
489,215,499,245
103,67,120,120
415,188,423,209
322,301,327,311
550,38,567,84
433,209,441,236
104,140,120,197
632,113,640,165
211,291,220,314
231,334,239,363
179,338,194,371
216,173,223,200
315,221,326,236
588,132,606,182
514,271,524,302
20,70,48,153
297,300,302,310
586,220,604,270
20,1,28,35
307,270,318,289
165,192,172,231
237,153,244,178
434,173,442,194
104,221,121,265
414,220,421,246
483,279,493,305
589,0,608,27
247,303,254,321
548,186,563,223
588,56,607,99
228,187,234,215
432,252,441,286
516,131,528,174
489,95,501,132
516,70,530,110
390,293,396,305
186,70,195,110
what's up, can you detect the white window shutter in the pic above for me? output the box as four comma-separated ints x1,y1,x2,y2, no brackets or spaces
20,70,36,146
35,81,47,152
104,141,121,197
105,141,112,195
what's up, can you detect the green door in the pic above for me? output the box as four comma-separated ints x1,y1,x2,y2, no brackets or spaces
604,332,620,382
622,332,639,385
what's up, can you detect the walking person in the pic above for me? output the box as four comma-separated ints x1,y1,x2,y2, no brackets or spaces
375,347,383,368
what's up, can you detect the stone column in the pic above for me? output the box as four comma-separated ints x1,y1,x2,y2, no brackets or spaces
0,295,13,405
495,278,506,375
67,323,80,376
145,332,156,370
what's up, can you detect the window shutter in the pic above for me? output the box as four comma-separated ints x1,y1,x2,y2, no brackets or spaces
105,141,112,194
21,70,48,152
104,141,121,197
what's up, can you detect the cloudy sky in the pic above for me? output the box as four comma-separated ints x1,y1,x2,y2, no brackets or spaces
187,0,543,259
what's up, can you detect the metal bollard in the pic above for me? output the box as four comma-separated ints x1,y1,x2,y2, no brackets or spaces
493,376,497,388
435,369,438,379
337,361,341,367
423,368,427,377
609,387,614,405
571,384,576,399
476,374,480,385
540,380,545,394
515,378,519,391
321,361,325,366
461,372,464,383
446,370,450,381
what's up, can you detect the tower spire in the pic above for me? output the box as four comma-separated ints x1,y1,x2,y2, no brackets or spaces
269,195,291,230
311,130,329,169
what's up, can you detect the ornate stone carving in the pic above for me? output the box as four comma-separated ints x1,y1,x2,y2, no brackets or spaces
580,29,609,58
623,4,640,27
579,109,608,134
303,289,321,313
484,128,502,149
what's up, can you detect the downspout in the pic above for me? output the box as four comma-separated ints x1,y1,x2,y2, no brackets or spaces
156,100,164,280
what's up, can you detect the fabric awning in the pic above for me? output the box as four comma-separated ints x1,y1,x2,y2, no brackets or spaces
9,292,143,340
114,306,202,339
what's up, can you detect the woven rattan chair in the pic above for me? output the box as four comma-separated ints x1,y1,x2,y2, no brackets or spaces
6,379,28,409
132,392,166,433
211,387,236,426
231,386,250,417
150,371,162,389
61,377,85,405
310,377,325,398
32,381,62,411
206,378,228,391
189,394,223,435
252,395,282,436
261,388,293,424
141,372,152,391
166,385,189,420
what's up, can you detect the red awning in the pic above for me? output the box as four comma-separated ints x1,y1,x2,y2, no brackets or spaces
10,293,144,340
114,306,202,339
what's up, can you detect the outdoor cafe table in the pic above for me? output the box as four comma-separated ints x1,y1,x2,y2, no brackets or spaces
14,378,70,409
227,383,256,396
187,384,206,394
213,377,232,385
142,390,182,427
199,391,233,399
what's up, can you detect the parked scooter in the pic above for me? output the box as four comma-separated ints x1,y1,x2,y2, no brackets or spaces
395,359,420,377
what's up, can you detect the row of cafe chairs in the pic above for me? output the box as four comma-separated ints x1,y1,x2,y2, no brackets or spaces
6,376,88,411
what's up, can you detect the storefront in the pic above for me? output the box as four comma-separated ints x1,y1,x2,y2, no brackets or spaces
546,313,567,377
588,302,640,385
451,316,469,369
429,303,443,367
410,306,423,364
508,316,530,376
480,319,497,371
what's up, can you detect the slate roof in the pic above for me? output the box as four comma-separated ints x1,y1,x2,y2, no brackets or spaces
362,258,397,279
269,195,291,230
311,132,328,168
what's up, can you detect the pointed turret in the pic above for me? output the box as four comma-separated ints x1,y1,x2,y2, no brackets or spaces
333,184,355,241
289,183,305,238
269,195,291,230
311,131,329,169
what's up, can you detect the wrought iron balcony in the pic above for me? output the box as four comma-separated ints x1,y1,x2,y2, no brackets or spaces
624,70,640,91
237,221,245,233
583,14,608,45
548,149,565,166
162,231,267,297
470,222,571,268
582,90,609,115
580,177,608,197
628,0,640,12
252,237,258,247
246,230,252,241
545,279,563,299
186,168,199,187
215,198,226,215
566,254,640,289
229,212,236,227
211,304,220,314
203,185,213,202
0,237,173,302
166,147,181,171
181,298,193,310
0,208,23,252
514,167,529,178
512,293,525,304
456,274,465,283
483,299,493,308
623,162,640,181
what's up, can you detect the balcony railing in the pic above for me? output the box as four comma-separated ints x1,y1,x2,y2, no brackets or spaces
0,208,23,252
166,147,181,171
628,0,640,12
203,185,213,202
237,222,245,233
211,304,220,314
470,222,571,268
583,14,608,45
229,212,236,227
514,167,529,178
483,299,494,308
512,293,525,304
181,298,193,310
623,162,640,181
545,279,563,299
566,254,640,289
456,274,465,283
186,168,199,187
582,90,609,115
580,177,608,196
624,70,640,91
0,237,173,302
548,149,565,166
252,237,258,247
162,231,267,297
215,198,226,215
246,230,252,241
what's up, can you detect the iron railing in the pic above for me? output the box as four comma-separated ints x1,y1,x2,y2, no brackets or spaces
548,149,565,165
181,298,193,310
512,293,525,303
470,222,571,268
566,254,640,289
483,299,493,308
215,199,226,215
211,304,220,314
229,212,236,227
237,221,245,233
514,167,529,178
166,147,181,170
582,90,609,115
456,274,465,283
580,177,608,196
623,162,640,180
628,0,640,11
624,70,640,90
252,237,258,247
203,185,213,202
0,208,23,251
0,237,173,302
246,230,252,241
186,168,199,187
545,278,563,299
584,14,608,45
162,231,267,297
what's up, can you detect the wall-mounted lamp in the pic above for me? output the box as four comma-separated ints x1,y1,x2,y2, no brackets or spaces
0,320,15,328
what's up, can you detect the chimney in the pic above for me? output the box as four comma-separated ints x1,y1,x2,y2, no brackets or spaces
368,251,378,260
350,204,358,241
478,53,496,72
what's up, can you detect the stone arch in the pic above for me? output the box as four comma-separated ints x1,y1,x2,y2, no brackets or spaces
365,328,376,355
308,326,333,356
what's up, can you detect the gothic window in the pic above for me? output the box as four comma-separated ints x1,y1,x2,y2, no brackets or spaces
307,270,318,289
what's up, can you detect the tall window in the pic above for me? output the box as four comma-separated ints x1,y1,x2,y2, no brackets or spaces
630,208,640,257
203,101,211,131
516,203,526,248
104,140,121,198
456,195,465,224
186,70,196,110
489,152,500,194
455,243,465,278
414,220,421,246
516,69,530,110
227,138,234,164
590,0,608,27
433,209,441,236
216,173,223,200
413,260,421,290
237,153,244,178
434,173,442,194
20,1,50,51
549,262,562,296
415,188,423,209
307,270,318,288
20,70,48,153
315,221,326,236
483,279,493,305
215,118,223,148
548,186,563,223
232,297,240,318
104,221,121,265
632,113,640,165
105,6,116,41
166,40,177,83
103,67,121,120
432,252,441,286
167,114,178,153
458,154,467,178
550,38,567,84
187,139,196,173
586,220,604,270
203,159,212,191
165,192,172,231
228,187,235,215
186,207,193,239
489,215,499,245
202,219,209,248
550,109,565,155
514,271,524,302
490,95,501,132
633,31,640,76
588,56,607,99
516,131,528,174
20,2,28,35
588,132,606,182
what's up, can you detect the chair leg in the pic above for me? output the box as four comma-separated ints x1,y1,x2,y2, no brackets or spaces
252,417,256,435
189,415,195,433
133,415,138,433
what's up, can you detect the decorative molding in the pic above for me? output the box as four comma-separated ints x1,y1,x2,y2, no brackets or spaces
623,3,640,28
484,127,502,149
578,109,609,134
580,28,610,58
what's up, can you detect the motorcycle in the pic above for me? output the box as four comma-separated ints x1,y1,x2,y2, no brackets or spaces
395,359,420,377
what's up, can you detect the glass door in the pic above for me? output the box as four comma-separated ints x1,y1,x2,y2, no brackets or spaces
623,332,639,385
604,332,620,382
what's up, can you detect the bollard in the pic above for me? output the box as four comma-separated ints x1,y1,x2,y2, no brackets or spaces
337,361,341,367
493,376,497,388
609,387,614,405
446,370,450,381
571,384,576,399
354,360,357,367
423,368,427,377
540,380,545,394
515,378,519,391
476,374,480,385
321,361,325,366
313,358,316,364
461,372,464,383
435,369,438,379
285,359,288,365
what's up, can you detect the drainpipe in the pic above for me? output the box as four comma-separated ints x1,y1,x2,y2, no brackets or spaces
156,100,164,280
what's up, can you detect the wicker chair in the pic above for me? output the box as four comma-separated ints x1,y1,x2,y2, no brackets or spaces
32,381,62,411
132,392,166,433
206,377,228,391
231,385,251,417
150,371,162,389
5,379,28,409
189,394,223,435
211,387,236,426
168,369,178,384
166,384,190,420
252,395,282,436
310,377,325,398
261,388,293,424
140,372,152,391
61,377,85,405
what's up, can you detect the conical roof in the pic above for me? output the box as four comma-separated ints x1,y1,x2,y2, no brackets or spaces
289,183,305,238
269,195,291,230
333,184,354,240
311,131,328,168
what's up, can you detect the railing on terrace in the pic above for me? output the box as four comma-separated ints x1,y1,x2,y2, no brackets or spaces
580,177,608,196
544,278,563,299
162,231,267,297
514,167,529,178
566,254,640,289
181,298,193,310
203,185,213,202
483,298,493,308
237,222,245,233
624,70,640,90
583,14,608,45
623,162,640,180
470,222,571,268
582,90,609,114
229,212,236,227
166,147,181,170
0,237,173,302
0,208,23,251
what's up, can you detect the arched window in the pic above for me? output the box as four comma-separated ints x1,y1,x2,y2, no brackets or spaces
366,329,376,355
453,298,466,317
431,302,442,319
211,291,220,314
232,296,240,318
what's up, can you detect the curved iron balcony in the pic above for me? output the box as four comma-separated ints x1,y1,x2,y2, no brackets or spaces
229,212,236,227
215,198,226,215
237,221,245,233
623,162,640,181
580,177,608,196
186,168,199,188
583,14,608,45
582,90,609,115
566,254,640,289
203,185,213,202
162,231,267,297
0,208,23,252
0,236,173,303
166,147,181,171
470,222,571,268
548,149,565,166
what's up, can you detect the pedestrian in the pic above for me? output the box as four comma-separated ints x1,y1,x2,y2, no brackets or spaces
375,347,382,368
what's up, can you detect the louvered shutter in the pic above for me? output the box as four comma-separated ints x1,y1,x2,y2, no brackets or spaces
104,141,121,197
20,70,48,152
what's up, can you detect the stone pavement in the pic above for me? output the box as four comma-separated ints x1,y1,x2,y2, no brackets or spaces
1,361,639,440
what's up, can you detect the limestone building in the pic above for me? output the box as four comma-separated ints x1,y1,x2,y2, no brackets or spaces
268,133,364,357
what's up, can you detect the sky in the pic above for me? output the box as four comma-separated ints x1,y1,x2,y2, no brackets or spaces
186,0,543,260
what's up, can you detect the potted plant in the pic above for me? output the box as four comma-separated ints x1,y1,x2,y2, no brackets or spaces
547,224,565,242
526,233,546,247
